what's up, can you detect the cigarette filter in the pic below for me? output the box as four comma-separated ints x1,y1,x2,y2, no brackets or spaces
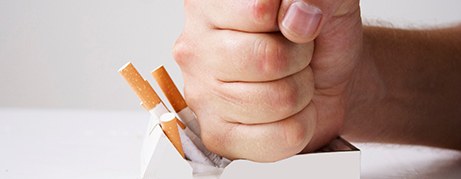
162,113,214,166
152,65,230,166
119,62,161,110
160,113,185,158
152,66,199,135
152,66,187,112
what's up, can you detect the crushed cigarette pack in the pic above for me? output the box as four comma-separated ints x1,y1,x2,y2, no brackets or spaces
141,119,360,179
119,62,360,179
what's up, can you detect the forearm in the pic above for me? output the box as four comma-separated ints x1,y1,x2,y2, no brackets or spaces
344,25,461,150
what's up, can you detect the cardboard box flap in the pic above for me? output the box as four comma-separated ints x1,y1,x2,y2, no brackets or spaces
141,121,193,179
220,138,360,179
220,151,359,179
141,121,360,179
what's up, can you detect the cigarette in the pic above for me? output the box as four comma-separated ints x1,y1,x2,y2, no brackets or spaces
152,66,230,167
161,113,215,166
160,113,185,158
152,65,201,136
120,63,229,166
183,126,228,167
118,63,227,166
119,62,161,111
118,62,185,129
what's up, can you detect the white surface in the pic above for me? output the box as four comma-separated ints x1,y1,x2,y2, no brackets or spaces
1,109,461,179
1,0,460,110
0,109,145,179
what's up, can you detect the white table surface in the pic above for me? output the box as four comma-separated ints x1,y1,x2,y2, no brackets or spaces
1,108,460,179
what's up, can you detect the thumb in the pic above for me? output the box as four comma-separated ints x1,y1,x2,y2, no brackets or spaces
278,0,326,44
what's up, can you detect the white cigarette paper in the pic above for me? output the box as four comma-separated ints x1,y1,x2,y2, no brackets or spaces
177,107,201,138
152,65,231,167
161,113,214,167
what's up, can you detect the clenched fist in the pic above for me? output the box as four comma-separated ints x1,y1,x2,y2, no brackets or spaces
173,0,363,162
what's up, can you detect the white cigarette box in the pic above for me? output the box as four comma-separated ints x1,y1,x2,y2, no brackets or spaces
140,118,360,179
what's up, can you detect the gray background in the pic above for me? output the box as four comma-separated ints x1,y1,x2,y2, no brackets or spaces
1,0,460,110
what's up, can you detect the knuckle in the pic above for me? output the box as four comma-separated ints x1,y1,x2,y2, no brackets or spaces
252,38,288,79
184,0,198,8
172,34,193,67
269,80,301,117
251,119,306,162
183,83,203,110
183,86,195,104
251,0,278,26
201,131,219,153
282,118,308,151
200,124,228,155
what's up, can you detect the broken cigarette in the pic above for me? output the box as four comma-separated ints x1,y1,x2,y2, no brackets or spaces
160,113,185,158
119,62,230,167
161,113,214,166
152,65,201,136
152,65,230,167
118,62,185,129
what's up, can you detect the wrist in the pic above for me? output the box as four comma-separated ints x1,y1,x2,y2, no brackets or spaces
343,25,461,149
342,26,387,141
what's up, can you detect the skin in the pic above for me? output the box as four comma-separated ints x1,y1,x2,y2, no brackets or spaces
173,0,461,162
345,26,461,150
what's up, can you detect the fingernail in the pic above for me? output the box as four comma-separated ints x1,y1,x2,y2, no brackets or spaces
282,1,322,38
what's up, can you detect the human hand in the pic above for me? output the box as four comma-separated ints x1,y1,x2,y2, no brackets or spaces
173,0,363,162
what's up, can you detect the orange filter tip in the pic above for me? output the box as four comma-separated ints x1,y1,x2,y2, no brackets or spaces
151,65,187,112
160,112,185,158
119,62,162,110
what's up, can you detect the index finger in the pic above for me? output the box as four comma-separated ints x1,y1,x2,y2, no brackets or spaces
187,0,281,32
